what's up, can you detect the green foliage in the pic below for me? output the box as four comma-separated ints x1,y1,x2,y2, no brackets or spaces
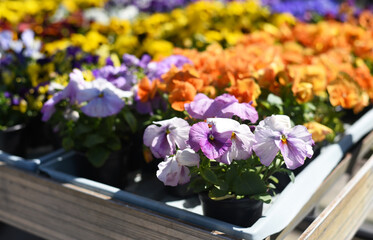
190,154,289,203
0,92,24,129
86,146,111,167
48,100,144,167
257,85,344,142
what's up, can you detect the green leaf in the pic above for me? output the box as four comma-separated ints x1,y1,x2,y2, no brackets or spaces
288,171,295,183
74,124,91,135
200,168,220,185
86,147,110,167
62,138,74,150
252,193,272,204
225,165,238,185
123,110,137,133
189,177,209,193
209,185,229,198
268,175,279,184
233,172,267,196
267,93,283,105
108,136,121,151
83,134,105,148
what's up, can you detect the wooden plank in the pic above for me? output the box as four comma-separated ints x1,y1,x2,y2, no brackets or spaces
0,163,233,240
299,154,373,240
273,153,353,240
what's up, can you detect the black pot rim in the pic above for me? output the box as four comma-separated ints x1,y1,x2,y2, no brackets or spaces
198,192,262,205
2,124,26,132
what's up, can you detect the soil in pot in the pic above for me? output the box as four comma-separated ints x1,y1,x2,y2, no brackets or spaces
199,192,263,227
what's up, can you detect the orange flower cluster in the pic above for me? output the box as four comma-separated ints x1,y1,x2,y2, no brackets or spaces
159,21,373,113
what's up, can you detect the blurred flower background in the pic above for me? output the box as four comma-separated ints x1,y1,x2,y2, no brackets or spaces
0,0,372,164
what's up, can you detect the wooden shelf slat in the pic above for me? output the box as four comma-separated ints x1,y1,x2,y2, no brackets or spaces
0,163,231,240
300,154,373,240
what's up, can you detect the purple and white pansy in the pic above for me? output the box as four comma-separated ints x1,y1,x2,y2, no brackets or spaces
156,149,200,186
41,68,134,121
143,117,190,158
253,115,314,170
144,96,314,186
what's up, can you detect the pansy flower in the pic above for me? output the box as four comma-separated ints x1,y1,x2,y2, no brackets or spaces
185,93,258,123
41,69,88,121
208,118,256,165
93,65,132,90
76,78,133,118
156,149,200,186
253,115,314,169
143,117,190,158
189,120,232,160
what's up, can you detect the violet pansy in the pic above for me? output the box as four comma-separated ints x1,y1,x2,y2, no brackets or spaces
143,117,190,158
76,78,132,117
189,120,232,160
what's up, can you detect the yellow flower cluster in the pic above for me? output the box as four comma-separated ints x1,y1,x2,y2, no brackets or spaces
62,0,107,12
44,0,295,60
0,0,107,25
116,0,295,59
0,0,60,25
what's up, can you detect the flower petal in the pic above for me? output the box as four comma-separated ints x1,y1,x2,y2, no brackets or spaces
178,166,191,185
185,93,215,119
143,125,164,147
156,156,181,186
220,102,258,123
258,115,292,132
253,128,280,166
176,149,200,167
189,122,210,152
278,137,307,170
80,90,125,117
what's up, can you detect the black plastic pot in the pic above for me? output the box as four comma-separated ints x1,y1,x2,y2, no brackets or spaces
198,193,263,227
0,124,26,156
74,149,129,189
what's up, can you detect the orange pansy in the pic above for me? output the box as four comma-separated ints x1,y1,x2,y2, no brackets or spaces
168,80,197,111
225,78,261,105
327,73,368,113
137,77,159,103
304,122,333,142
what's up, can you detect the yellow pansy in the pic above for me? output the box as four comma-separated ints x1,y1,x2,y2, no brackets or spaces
62,0,106,12
82,70,94,82
2,71,14,86
113,35,139,57
44,39,71,55
143,40,173,60
71,31,108,53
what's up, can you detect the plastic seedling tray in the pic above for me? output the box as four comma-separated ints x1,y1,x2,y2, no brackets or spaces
0,148,65,172
39,108,373,240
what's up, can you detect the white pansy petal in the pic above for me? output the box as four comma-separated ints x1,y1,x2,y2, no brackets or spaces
176,149,200,167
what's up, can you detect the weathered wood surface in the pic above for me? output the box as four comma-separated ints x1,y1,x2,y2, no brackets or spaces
273,153,353,240
299,154,373,240
0,163,233,240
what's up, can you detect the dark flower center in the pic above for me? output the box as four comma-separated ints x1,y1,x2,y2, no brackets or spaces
208,133,215,141
281,134,287,144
